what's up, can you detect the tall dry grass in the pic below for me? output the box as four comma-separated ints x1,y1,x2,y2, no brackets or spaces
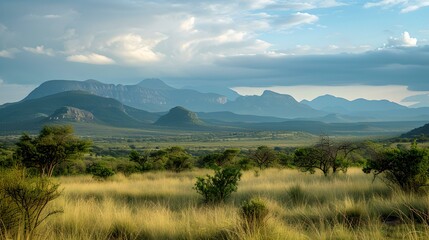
29,168,429,239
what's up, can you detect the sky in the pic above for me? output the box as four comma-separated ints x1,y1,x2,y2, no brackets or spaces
1,0,429,105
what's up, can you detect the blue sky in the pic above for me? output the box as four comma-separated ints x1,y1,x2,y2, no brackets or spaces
1,0,429,105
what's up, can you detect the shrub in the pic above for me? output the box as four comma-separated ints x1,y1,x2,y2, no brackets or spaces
363,142,429,193
287,184,308,206
240,198,269,232
194,167,242,204
88,163,115,180
0,168,62,239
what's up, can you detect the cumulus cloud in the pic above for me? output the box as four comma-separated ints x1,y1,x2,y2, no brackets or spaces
180,17,197,32
105,33,165,64
275,12,319,29
386,32,417,47
364,0,429,13
0,49,18,58
23,45,55,56
66,53,115,65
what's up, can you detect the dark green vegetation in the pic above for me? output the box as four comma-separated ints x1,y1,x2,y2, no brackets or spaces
401,123,429,140
194,167,242,204
363,142,429,193
155,106,205,128
0,169,62,239
15,125,90,177
293,136,358,176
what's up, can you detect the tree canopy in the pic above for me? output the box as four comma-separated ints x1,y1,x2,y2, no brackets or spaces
15,125,91,177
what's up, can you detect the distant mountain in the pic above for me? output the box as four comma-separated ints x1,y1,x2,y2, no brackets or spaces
155,106,204,127
197,111,287,123
48,106,95,122
25,79,227,112
401,94,429,108
225,90,324,118
401,123,429,138
182,85,241,101
0,91,159,131
301,94,407,113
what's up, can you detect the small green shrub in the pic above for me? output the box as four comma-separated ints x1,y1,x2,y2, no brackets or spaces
240,198,269,232
88,163,115,180
194,167,242,204
0,168,62,239
337,207,367,228
287,184,307,206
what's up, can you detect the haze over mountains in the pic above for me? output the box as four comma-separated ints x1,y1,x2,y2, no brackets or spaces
1,78,428,136
23,78,429,121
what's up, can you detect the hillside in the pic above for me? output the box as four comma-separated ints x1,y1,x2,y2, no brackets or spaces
0,91,159,131
401,123,429,138
301,94,407,113
225,90,324,118
155,106,205,128
24,79,227,112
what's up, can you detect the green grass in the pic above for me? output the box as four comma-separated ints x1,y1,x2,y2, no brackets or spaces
26,168,429,239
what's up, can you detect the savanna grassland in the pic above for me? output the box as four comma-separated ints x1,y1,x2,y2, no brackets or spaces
36,168,429,240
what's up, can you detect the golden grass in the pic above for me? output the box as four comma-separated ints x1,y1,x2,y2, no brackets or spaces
32,168,429,240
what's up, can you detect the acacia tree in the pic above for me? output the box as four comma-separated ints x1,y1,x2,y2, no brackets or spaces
15,125,90,177
200,149,241,168
363,142,429,193
294,136,357,176
251,146,278,170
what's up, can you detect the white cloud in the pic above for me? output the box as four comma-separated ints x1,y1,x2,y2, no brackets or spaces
386,31,417,47
0,48,18,58
180,17,197,32
23,45,55,56
276,12,319,29
105,33,165,63
66,53,115,65
270,0,346,10
43,14,61,19
364,0,429,12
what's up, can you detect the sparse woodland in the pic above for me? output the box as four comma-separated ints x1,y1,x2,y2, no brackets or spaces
1,125,429,239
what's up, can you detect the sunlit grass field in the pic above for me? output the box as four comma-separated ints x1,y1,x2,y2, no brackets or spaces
38,168,429,240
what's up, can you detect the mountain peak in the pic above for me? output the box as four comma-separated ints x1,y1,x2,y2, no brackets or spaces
155,106,204,127
137,78,173,89
84,79,102,84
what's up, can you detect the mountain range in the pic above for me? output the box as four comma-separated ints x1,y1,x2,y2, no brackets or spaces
1,78,428,136
24,78,429,121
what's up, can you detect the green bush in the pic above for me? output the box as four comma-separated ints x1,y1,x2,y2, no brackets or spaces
194,167,242,204
88,163,115,180
363,142,429,193
0,168,62,239
240,198,269,232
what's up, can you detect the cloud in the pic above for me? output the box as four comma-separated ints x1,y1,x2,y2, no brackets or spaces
275,12,319,29
105,33,165,64
386,32,417,47
215,46,429,90
23,45,55,56
180,17,196,32
364,0,429,13
0,49,19,58
270,0,346,10
43,14,61,19
66,53,115,65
